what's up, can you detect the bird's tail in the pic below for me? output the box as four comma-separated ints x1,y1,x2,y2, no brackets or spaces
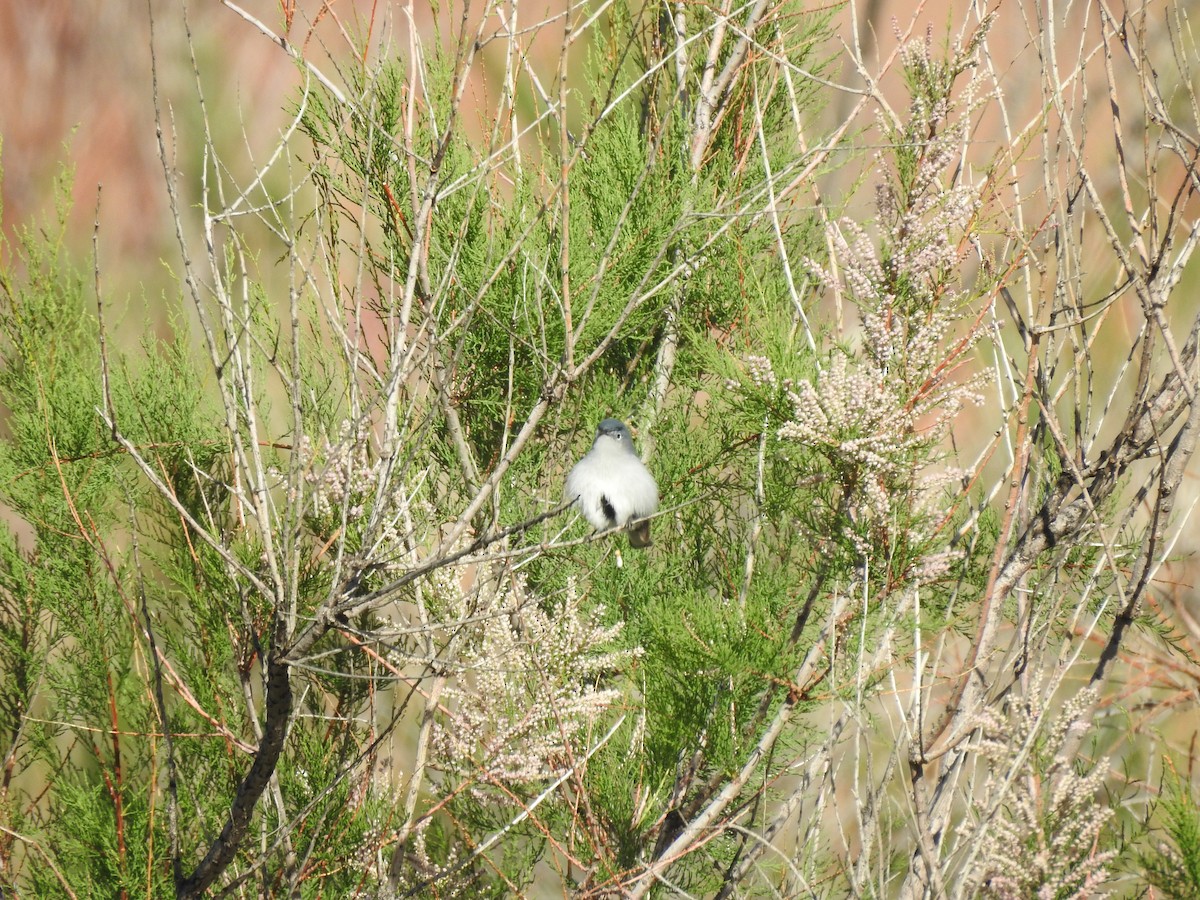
627,519,653,549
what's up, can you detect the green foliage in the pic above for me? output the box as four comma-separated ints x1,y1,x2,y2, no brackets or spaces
1140,761,1200,898
5,1,1190,896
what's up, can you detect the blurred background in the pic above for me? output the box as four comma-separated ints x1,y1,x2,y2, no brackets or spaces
0,0,978,297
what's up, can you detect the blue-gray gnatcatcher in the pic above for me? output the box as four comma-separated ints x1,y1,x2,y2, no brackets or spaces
566,418,659,548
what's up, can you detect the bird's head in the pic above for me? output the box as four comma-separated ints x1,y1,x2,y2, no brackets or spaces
594,418,634,452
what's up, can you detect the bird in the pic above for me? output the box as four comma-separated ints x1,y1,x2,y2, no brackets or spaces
565,418,659,548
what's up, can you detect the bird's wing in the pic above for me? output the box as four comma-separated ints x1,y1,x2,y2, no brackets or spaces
564,462,585,503
566,458,618,529
612,456,659,521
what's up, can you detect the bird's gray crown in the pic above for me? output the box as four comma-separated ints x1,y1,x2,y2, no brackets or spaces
596,418,631,439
